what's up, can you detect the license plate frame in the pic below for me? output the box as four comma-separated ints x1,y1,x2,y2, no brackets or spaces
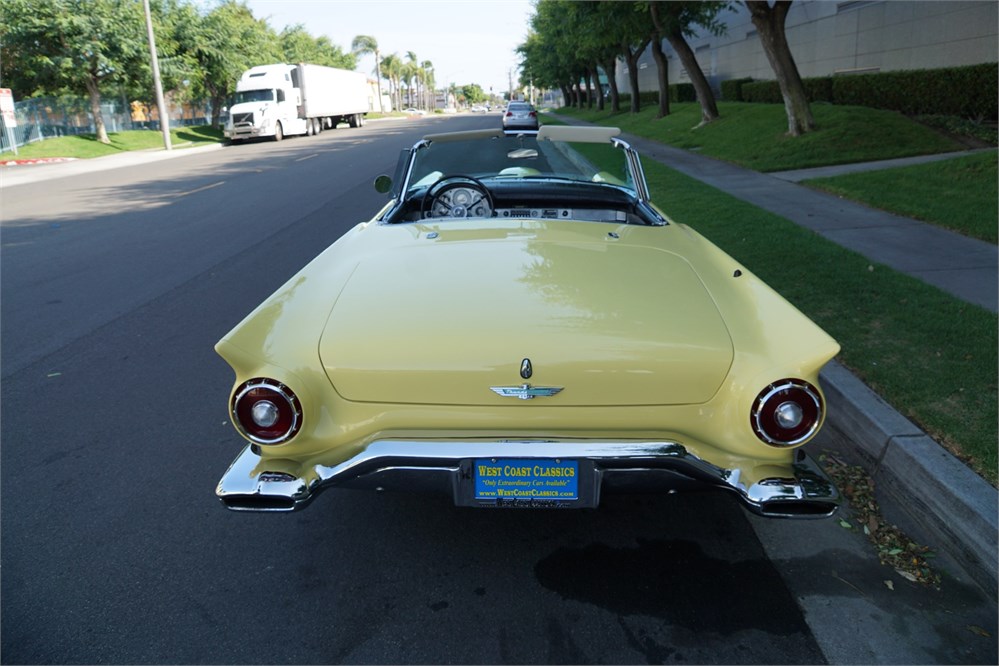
456,458,597,508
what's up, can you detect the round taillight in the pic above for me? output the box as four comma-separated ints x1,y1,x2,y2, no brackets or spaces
751,379,823,447
231,379,302,445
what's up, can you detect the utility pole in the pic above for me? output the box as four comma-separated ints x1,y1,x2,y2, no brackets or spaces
143,0,171,150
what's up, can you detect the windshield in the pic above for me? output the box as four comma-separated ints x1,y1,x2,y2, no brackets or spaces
230,89,274,104
407,133,635,195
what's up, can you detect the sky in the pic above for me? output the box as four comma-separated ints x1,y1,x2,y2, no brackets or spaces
243,0,537,95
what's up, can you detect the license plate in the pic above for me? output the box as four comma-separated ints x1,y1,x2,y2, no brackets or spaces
473,458,578,502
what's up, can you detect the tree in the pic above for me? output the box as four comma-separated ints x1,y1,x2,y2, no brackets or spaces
1,0,148,143
591,2,651,114
647,24,671,118
745,0,814,135
521,0,599,111
352,35,382,112
421,60,434,110
461,83,486,105
169,0,279,127
621,34,651,113
648,1,727,126
279,24,353,69
380,53,403,111
403,51,418,107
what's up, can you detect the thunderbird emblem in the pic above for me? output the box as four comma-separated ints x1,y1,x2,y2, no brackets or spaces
490,383,563,400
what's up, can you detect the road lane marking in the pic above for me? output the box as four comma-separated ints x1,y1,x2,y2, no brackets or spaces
295,154,319,162
176,181,225,197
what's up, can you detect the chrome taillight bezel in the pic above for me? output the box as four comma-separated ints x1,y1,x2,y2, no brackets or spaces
751,379,823,447
231,378,302,445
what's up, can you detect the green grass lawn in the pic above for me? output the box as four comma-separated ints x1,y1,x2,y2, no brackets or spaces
642,160,997,484
804,151,999,243
555,102,964,172
5,125,224,160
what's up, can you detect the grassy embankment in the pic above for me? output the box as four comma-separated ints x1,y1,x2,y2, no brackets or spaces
549,105,998,484
804,152,998,243
4,125,224,160
556,102,999,244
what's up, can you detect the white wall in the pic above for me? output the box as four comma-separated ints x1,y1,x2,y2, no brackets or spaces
617,1,998,95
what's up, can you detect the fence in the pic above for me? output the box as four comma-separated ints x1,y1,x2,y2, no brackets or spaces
0,95,213,153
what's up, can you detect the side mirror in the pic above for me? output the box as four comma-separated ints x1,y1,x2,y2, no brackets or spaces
373,175,393,194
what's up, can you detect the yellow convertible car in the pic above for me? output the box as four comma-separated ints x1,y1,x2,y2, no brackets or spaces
215,125,841,517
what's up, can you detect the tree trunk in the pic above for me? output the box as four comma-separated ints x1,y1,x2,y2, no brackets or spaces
85,74,110,144
210,92,224,127
649,34,670,119
592,65,604,111
602,57,621,113
623,38,650,114
584,70,593,109
374,50,384,112
746,0,814,136
664,25,718,125
561,85,571,108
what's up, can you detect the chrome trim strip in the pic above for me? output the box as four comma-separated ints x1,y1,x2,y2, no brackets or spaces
216,439,839,518
489,384,563,400
612,137,653,205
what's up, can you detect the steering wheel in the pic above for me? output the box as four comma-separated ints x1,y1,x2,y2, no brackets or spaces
421,175,495,219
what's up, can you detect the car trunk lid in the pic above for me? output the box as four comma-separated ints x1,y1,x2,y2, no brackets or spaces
319,228,733,406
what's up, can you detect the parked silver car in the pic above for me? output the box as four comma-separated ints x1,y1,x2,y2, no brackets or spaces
502,102,539,130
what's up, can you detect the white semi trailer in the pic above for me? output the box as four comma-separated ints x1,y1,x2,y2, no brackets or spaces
223,63,369,142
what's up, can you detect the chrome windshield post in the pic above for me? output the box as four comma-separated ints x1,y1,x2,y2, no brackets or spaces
612,137,665,226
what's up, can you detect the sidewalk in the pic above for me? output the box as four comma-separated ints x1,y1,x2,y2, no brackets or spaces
551,112,998,597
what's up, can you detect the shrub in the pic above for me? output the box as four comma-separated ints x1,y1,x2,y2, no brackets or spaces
721,77,754,101
831,63,997,120
739,63,997,120
742,80,782,103
670,83,697,102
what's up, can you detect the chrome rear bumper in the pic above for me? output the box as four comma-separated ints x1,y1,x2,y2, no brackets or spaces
216,440,840,518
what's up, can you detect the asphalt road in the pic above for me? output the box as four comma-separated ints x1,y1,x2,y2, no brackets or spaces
2,115,995,664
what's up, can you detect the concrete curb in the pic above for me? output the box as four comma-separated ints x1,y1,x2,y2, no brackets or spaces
0,142,225,188
821,360,998,596
0,156,78,166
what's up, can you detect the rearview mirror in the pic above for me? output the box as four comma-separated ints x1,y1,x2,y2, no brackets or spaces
373,175,393,194
507,148,538,159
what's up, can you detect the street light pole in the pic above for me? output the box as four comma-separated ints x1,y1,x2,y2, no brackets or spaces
142,0,171,150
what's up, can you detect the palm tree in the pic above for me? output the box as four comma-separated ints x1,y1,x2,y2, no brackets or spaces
381,53,402,111
404,51,418,108
351,35,382,112
421,60,434,110
402,62,418,108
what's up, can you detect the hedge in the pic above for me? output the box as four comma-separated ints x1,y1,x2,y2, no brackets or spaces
721,77,754,101
733,63,997,120
617,83,697,107
832,64,997,119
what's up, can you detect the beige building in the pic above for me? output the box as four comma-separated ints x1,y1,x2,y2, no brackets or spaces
620,0,998,94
